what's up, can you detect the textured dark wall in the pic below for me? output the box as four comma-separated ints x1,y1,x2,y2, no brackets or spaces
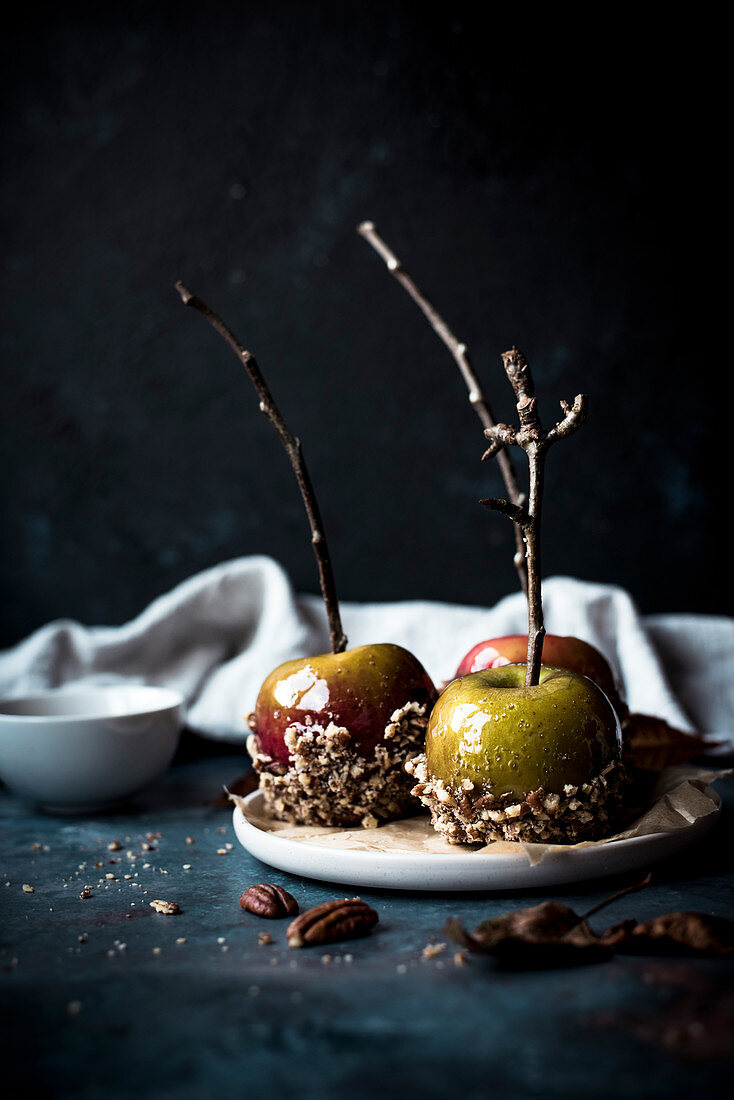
0,2,724,646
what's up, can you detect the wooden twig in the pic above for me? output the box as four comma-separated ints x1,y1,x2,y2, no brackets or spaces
174,281,348,654
357,221,529,598
481,347,588,687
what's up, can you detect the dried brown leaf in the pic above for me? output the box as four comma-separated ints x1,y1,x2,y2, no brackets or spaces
602,912,734,956
445,901,611,968
624,714,715,772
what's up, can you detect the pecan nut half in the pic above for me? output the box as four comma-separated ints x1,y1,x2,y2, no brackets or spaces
240,884,299,919
287,898,378,948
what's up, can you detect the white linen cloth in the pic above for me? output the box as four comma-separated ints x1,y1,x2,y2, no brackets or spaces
1,555,731,743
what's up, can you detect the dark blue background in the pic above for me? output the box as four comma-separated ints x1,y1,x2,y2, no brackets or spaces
0,2,724,646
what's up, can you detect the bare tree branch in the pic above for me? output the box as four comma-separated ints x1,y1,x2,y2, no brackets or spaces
357,220,529,597
175,281,348,654
484,347,588,687
479,498,529,526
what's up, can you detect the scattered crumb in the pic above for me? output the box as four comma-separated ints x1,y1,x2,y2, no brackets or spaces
453,951,467,967
79,887,93,899
258,932,273,946
221,945,229,953
152,947,162,955
216,848,229,856
182,864,192,870
185,837,195,845
107,841,122,851
176,938,187,945
224,843,233,851
217,936,226,944
149,900,180,915
22,884,35,894
422,942,447,960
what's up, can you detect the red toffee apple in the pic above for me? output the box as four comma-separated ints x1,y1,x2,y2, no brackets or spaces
176,281,437,826
456,634,618,705
254,643,436,765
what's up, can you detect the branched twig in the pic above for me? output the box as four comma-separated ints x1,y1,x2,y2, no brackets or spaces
357,220,529,598
174,281,348,654
481,347,588,687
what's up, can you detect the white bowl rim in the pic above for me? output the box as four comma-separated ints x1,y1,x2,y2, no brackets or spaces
0,684,184,723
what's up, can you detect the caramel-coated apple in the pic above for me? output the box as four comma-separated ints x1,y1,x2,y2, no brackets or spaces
254,643,437,764
247,643,437,827
455,634,619,708
407,664,625,844
176,282,438,828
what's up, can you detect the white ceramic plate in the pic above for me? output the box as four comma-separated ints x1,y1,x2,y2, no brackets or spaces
232,788,722,892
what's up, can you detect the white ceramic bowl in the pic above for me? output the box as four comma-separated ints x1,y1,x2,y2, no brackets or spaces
0,685,184,811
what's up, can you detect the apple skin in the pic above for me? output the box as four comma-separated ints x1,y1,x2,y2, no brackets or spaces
455,634,618,704
254,643,437,765
426,664,621,800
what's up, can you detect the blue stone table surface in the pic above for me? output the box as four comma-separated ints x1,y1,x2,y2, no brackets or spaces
2,738,734,1100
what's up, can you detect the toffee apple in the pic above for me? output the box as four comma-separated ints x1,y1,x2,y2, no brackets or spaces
456,634,619,708
176,282,436,828
408,662,625,844
254,644,436,765
425,664,621,799
404,343,626,844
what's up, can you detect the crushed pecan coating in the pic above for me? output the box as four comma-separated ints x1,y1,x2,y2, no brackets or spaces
248,701,428,827
406,755,626,844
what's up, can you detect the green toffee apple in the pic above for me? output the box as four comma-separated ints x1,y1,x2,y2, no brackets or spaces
408,664,624,844
426,665,620,799
405,343,626,844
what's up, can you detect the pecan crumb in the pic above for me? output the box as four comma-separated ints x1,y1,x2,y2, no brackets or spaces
422,942,447,959
258,932,273,946
149,899,181,915
22,884,35,894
